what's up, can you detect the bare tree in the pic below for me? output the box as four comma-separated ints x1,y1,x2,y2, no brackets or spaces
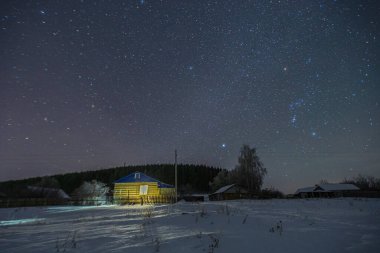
342,174,380,191
232,145,267,193
209,170,230,192
72,180,109,204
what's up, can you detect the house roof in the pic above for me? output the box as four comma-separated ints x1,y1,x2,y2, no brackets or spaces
319,183,360,191
295,183,360,194
295,186,315,194
114,171,174,188
214,184,236,194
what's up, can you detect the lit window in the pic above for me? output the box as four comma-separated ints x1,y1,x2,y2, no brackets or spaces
140,185,148,195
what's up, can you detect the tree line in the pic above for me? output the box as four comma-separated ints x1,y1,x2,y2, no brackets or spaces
0,164,223,197
341,175,380,191
0,144,272,199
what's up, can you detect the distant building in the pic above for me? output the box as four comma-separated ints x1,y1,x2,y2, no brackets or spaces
295,183,360,198
209,184,249,201
113,171,175,204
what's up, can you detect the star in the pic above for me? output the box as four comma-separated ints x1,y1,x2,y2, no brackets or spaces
0,0,378,196
290,115,297,126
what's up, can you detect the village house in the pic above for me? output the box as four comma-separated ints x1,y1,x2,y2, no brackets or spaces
295,183,360,198
113,171,175,204
209,184,249,201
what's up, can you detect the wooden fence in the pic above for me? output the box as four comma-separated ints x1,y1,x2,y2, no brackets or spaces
114,195,176,205
0,195,176,208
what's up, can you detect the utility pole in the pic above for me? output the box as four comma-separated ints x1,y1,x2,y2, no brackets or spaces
175,149,178,202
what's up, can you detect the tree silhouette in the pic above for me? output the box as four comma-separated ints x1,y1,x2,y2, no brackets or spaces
231,145,267,193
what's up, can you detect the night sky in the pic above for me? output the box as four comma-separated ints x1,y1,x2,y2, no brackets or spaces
1,0,379,193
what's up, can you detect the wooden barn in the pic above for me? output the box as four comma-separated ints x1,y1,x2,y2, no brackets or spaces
113,171,175,204
209,184,249,201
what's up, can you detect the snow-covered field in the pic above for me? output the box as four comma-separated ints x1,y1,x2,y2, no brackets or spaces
1,198,379,253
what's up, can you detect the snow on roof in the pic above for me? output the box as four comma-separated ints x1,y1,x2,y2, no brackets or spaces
114,171,174,188
295,186,315,194
214,184,236,194
319,183,360,191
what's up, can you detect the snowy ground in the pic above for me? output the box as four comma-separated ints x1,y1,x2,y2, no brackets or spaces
0,198,380,253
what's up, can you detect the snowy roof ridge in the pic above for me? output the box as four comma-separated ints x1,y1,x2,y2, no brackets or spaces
294,186,315,194
318,183,359,191
295,183,360,194
214,184,236,194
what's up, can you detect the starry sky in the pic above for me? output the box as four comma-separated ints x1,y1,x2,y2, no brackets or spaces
0,0,379,193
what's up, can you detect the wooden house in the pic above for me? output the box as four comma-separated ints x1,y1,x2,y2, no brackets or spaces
209,184,249,201
113,171,175,204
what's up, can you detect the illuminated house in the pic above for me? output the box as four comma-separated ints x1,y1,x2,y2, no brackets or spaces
113,171,175,204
